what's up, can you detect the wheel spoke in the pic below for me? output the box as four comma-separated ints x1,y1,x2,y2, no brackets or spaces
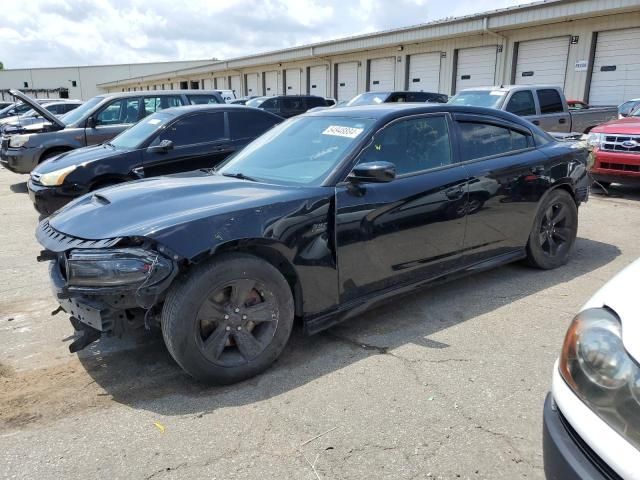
548,236,558,256
544,206,554,225
202,325,230,361
245,302,276,323
233,329,264,360
553,227,572,242
538,231,547,246
230,279,256,307
551,204,566,224
199,298,226,321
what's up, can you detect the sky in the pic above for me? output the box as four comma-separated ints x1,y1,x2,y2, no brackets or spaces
0,0,535,69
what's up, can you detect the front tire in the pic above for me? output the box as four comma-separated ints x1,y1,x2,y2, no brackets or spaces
525,189,578,270
161,253,294,384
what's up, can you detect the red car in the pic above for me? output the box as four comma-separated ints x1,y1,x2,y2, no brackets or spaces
587,108,640,187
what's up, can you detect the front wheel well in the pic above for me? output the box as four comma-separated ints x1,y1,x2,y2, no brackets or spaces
203,240,303,318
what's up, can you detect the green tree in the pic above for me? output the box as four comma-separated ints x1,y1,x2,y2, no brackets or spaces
0,62,4,70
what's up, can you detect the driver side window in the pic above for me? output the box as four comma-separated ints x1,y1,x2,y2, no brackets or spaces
357,116,452,176
96,98,141,126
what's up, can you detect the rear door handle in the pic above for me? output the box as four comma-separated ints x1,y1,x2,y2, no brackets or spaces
445,186,464,200
559,118,567,124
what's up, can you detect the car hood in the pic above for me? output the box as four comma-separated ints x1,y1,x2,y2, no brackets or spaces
592,117,640,135
48,172,321,243
9,89,65,129
33,144,127,174
582,258,640,363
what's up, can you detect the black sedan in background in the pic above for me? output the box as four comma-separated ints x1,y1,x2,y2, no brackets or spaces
37,104,590,384
27,105,283,215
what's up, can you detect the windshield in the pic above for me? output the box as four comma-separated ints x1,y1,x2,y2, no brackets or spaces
109,112,173,149
62,96,103,126
448,90,507,108
246,97,266,108
346,92,390,106
217,116,375,186
630,106,640,117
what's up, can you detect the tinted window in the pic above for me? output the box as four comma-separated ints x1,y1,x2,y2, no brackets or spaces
111,112,173,149
63,96,103,126
506,91,536,116
306,97,327,108
357,116,452,175
537,89,564,114
260,98,279,110
143,96,182,114
46,104,65,115
457,122,532,161
96,98,141,125
282,97,305,111
187,95,221,105
229,111,280,140
62,103,80,113
156,112,225,146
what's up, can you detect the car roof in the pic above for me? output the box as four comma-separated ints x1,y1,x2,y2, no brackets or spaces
306,103,534,125
457,85,562,92
147,104,280,117
93,90,224,101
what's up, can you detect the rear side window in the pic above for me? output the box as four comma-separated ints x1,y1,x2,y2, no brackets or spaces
305,97,327,108
187,95,221,105
143,96,182,115
156,112,225,146
505,91,536,116
282,97,305,111
260,98,279,110
457,122,532,161
96,98,141,125
537,89,564,114
229,111,280,140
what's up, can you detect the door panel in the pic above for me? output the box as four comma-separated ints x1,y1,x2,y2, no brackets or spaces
337,62,359,102
408,52,441,93
285,69,301,94
369,57,396,92
309,66,328,97
515,37,570,87
335,114,468,303
264,71,279,96
455,46,498,93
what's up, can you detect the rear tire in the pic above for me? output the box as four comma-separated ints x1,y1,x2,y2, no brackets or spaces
161,253,294,384
525,189,578,270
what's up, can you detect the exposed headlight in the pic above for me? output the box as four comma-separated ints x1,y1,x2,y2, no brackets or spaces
585,132,603,148
38,165,76,186
559,308,640,449
9,134,31,148
65,248,172,289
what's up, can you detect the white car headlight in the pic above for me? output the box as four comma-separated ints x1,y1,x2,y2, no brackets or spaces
38,165,77,186
585,132,603,148
559,308,640,449
9,134,31,148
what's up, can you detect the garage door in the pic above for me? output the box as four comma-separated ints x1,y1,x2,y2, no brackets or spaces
408,52,441,92
309,65,327,97
369,57,395,91
214,76,227,89
589,28,640,106
455,46,498,93
230,75,241,96
515,37,569,87
285,69,301,94
337,62,359,101
264,71,278,96
245,73,259,96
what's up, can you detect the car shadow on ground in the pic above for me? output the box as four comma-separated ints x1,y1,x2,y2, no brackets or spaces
73,236,621,416
9,181,27,194
591,183,640,201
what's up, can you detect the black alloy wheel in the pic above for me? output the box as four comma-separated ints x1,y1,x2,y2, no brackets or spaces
538,202,573,258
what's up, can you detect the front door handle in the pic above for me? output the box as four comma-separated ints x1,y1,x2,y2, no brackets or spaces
445,186,464,200
559,118,567,124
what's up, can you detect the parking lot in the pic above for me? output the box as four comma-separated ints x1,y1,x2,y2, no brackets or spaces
0,167,639,480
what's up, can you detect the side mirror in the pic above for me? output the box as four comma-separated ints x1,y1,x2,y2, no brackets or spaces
86,116,97,128
348,161,396,183
147,139,174,154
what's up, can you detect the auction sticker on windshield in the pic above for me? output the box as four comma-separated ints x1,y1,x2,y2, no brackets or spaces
322,125,364,138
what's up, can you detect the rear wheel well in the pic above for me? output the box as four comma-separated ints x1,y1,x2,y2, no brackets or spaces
39,146,73,163
206,241,303,318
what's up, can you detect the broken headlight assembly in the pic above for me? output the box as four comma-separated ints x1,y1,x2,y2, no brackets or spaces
559,307,640,449
64,248,173,289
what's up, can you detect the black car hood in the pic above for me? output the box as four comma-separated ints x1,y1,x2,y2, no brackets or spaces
48,172,326,253
33,144,127,174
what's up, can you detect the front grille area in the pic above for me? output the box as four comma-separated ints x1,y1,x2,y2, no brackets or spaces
599,162,640,173
601,134,640,154
36,220,122,253
1,137,8,150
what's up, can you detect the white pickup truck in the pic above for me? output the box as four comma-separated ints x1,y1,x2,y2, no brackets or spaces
449,85,618,133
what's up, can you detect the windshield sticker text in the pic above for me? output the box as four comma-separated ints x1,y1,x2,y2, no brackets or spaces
322,125,364,138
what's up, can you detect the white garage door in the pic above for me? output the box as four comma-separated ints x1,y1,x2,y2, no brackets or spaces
309,65,327,97
285,69,301,94
369,57,395,91
337,62,359,101
515,37,569,87
214,76,227,89
590,28,640,106
408,52,441,92
264,71,278,96
455,46,498,92
245,73,259,96
230,75,241,96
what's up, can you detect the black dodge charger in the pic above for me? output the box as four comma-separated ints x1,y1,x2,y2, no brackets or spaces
36,104,590,384
27,104,282,215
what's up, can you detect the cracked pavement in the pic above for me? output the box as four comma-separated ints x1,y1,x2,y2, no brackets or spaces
1,167,640,479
